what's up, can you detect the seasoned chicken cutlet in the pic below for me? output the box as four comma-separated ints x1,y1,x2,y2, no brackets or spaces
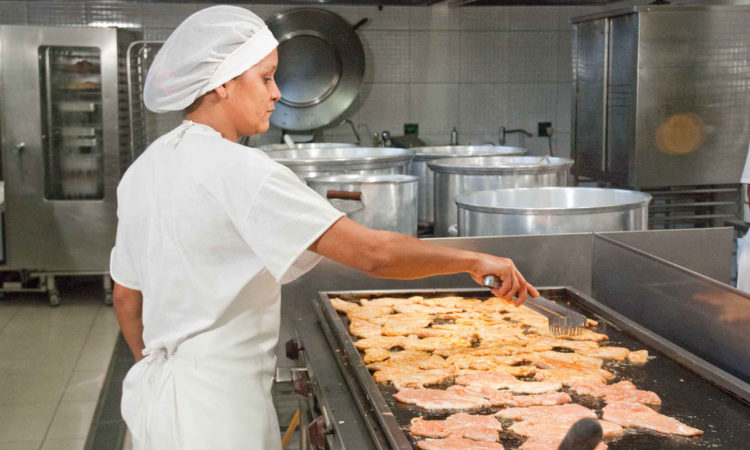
602,401,702,436
382,312,433,336
582,346,631,361
455,371,562,394
330,297,359,314
628,349,649,364
372,367,453,389
348,319,382,339
353,336,404,350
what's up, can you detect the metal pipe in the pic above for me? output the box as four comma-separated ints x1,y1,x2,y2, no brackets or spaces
499,126,533,145
339,118,361,145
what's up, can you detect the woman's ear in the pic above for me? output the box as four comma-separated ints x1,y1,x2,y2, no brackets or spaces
213,84,229,99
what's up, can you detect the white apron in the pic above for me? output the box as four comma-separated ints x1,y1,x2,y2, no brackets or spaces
121,272,282,450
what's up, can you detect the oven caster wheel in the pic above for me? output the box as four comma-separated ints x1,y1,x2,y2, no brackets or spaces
49,290,60,307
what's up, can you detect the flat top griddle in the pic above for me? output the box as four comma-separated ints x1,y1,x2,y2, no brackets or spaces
314,287,750,450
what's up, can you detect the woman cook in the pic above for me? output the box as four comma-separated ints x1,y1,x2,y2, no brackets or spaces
111,5,538,449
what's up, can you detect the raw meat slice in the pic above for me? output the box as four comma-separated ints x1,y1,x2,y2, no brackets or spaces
570,381,661,405
447,385,515,407
582,346,631,361
417,437,505,450
510,392,571,407
509,419,623,439
456,371,562,394
628,350,649,364
447,354,531,371
395,388,490,410
446,413,503,430
410,413,502,441
521,436,607,450
602,401,702,436
496,403,598,423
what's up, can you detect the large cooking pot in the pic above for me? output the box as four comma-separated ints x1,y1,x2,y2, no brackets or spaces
307,174,418,235
257,142,357,151
456,187,651,236
267,8,365,131
428,156,573,236
410,145,527,227
266,147,414,180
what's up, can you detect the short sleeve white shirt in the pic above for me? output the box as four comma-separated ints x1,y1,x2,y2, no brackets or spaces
741,141,750,221
110,121,343,354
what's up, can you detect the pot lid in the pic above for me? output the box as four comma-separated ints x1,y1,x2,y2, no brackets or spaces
413,145,526,160
427,156,574,174
306,174,418,184
268,8,365,131
456,187,652,215
266,147,414,166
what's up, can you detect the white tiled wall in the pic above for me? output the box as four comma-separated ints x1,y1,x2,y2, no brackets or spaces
0,1,617,157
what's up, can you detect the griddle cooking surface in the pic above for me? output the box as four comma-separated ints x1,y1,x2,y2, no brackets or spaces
323,288,750,449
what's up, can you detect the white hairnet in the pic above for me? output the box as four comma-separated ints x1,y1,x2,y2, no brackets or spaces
144,5,278,113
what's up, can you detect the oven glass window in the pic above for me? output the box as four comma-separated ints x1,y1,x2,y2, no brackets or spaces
38,46,104,200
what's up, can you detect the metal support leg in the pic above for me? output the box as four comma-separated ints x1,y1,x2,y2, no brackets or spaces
46,275,60,307
103,275,113,306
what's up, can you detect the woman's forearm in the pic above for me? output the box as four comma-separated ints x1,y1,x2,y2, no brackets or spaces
112,282,146,362
311,217,538,303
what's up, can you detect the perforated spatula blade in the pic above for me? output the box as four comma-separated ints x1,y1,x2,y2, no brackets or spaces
482,275,587,337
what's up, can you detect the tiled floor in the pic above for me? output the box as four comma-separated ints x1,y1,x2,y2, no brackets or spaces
0,277,118,450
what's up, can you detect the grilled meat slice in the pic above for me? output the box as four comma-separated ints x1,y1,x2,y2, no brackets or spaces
628,350,649,364
456,371,562,394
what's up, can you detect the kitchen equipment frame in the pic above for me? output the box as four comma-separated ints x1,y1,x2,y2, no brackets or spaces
284,229,748,448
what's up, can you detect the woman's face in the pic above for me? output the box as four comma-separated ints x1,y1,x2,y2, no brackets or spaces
225,49,281,137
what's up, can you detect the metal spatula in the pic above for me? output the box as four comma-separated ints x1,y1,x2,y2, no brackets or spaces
482,275,587,337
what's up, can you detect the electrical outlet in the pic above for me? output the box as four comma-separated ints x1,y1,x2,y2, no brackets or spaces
538,122,553,137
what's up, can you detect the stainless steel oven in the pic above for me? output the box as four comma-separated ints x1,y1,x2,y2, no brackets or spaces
0,26,139,304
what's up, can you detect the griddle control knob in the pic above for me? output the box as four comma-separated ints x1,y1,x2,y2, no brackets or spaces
291,368,310,397
286,339,303,360
308,415,331,449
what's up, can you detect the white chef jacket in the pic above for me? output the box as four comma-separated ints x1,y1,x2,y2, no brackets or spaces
110,121,343,450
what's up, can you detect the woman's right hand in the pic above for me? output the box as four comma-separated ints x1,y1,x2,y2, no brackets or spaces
469,255,539,306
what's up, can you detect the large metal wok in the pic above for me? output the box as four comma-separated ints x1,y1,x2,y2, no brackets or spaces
267,8,365,131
